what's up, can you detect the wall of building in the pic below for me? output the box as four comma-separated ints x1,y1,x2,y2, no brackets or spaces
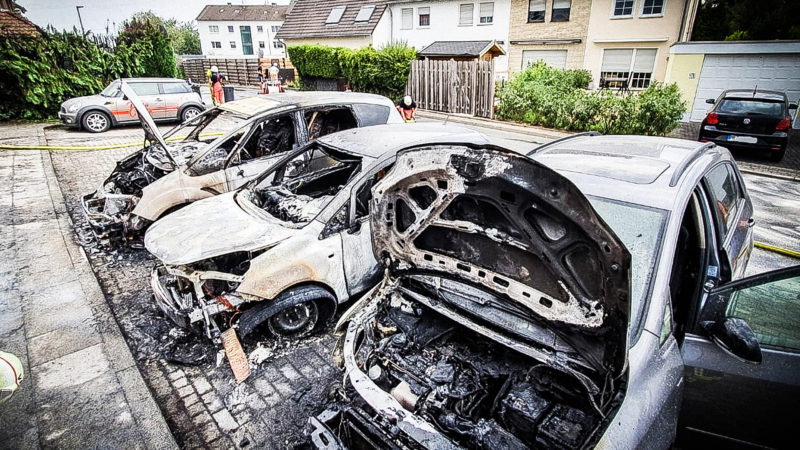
198,20,285,58
583,0,685,88
506,0,592,76
387,0,511,78
664,52,704,111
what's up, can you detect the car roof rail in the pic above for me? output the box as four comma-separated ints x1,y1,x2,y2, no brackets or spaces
669,142,716,187
527,131,602,155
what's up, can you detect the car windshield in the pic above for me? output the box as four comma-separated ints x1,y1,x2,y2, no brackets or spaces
587,196,668,338
244,143,362,225
717,99,783,116
100,81,121,97
166,109,247,144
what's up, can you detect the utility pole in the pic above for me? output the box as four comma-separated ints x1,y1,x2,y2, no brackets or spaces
76,5,85,35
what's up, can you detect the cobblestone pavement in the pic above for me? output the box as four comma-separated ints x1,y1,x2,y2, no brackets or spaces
48,146,341,449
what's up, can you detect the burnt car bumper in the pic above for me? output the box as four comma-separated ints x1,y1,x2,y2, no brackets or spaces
81,191,141,243
699,126,788,152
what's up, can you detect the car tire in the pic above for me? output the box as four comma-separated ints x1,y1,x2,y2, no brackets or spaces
236,285,337,340
769,148,786,162
266,300,319,337
181,106,202,123
82,111,111,133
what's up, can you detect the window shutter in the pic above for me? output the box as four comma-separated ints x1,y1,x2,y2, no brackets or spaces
401,8,413,28
459,4,474,26
601,49,634,72
480,2,494,18
633,49,657,72
553,0,571,8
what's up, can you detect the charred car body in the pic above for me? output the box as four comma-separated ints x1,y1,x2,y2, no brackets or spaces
145,124,490,341
82,83,401,246
310,136,800,448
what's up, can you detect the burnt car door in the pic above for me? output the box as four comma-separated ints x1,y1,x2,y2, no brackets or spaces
224,111,301,191
679,265,800,448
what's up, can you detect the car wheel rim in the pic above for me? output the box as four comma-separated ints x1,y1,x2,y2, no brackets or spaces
86,113,107,131
268,301,318,336
184,108,200,121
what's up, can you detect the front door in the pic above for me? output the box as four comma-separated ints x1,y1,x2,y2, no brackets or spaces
679,265,800,448
240,26,253,56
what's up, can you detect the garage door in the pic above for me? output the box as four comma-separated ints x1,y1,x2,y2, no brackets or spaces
690,54,800,125
522,50,567,70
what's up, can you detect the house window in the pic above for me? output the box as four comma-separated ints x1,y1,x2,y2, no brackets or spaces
211,41,222,49
259,41,265,48
401,8,413,29
272,25,280,32
479,3,494,24
528,0,545,23
612,0,635,17
326,5,346,24
419,7,430,27
552,0,571,21
209,25,219,33
228,25,234,32
257,25,263,32
355,5,376,22
641,0,665,16
230,41,237,48
522,50,568,69
459,4,474,26
273,40,284,49
600,48,657,89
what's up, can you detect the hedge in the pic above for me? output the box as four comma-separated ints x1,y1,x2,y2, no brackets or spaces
0,22,176,121
287,42,416,100
496,62,686,136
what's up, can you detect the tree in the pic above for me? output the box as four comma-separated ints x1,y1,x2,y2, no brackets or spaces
128,10,201,55
692,0,800,41
118,17,177,77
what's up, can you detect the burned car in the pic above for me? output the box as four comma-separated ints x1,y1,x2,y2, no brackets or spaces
309,136,800,448
145,124,490,341
82,83,401,246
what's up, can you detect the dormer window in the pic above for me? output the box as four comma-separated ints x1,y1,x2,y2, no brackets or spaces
326,6,346,24
234,9,240,14
355,5,375,22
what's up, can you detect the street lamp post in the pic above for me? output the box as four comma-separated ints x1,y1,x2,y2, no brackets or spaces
76,5,85,35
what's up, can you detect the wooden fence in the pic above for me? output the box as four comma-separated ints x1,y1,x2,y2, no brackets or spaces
180,58,294,86
406,59,495,119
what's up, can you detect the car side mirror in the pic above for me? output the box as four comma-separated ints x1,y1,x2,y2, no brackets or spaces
703,317,762,364
789,103,798,110
122,95,129,101
347,220,362,234
705,98,715,104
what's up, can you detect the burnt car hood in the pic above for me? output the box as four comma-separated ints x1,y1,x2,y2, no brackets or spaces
144,192,296,265
369,146,631,377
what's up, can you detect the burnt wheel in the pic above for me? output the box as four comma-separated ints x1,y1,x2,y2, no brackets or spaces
82,111,111,133
267,300,319,337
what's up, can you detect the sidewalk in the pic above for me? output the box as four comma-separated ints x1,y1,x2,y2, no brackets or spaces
0,141,176,448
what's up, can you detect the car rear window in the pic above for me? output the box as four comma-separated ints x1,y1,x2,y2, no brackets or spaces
161,82,191,94
717,99,783,116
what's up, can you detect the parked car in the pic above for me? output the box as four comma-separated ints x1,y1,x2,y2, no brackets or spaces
82,82,402,246
145,124,490,340
698,89,797,161
308,135,799,449
58,78,205,133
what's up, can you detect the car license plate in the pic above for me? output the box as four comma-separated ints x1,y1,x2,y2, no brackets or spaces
727,135,758,144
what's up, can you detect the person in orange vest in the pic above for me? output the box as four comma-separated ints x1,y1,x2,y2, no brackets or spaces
396,95,416,122
210,66,225,105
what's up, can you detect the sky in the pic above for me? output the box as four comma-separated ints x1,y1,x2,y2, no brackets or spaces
20,0,290,34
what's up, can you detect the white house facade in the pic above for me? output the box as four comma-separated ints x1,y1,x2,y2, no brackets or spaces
196,5,288,58
387,0,511,77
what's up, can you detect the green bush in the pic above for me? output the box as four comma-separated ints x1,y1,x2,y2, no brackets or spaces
496,62,686,136
287,42,416,100
0,22,177,120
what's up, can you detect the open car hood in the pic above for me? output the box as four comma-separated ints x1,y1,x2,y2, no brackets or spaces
369,146,631,377
144,192,296,266
120,82,176,166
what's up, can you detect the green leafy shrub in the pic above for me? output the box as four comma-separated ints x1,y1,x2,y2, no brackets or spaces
287,42,416,100
496,62,685,135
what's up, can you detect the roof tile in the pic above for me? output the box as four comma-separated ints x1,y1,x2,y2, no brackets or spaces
276,0,387,39
196,4,288,22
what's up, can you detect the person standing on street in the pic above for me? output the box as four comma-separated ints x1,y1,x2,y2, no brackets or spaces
210,65,225,105
396,95,417,122
268,63,280,83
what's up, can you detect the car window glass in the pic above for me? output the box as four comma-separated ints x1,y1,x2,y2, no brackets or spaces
161,82,190,94
704,164,740,236
352,104,391,126
726,274,800,351
305,107,358,140
130,82,161,96
100,81,122,97
717,99,783,116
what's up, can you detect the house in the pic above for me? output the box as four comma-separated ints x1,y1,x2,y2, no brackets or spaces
196,4,288,58
275,0,392,49
0,0,42,38
387,0,512,78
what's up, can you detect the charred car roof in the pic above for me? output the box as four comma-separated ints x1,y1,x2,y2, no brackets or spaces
217,91,395,118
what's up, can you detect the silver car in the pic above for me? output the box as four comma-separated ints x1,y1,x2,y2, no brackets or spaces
309,135,799,448
58,78,205,133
